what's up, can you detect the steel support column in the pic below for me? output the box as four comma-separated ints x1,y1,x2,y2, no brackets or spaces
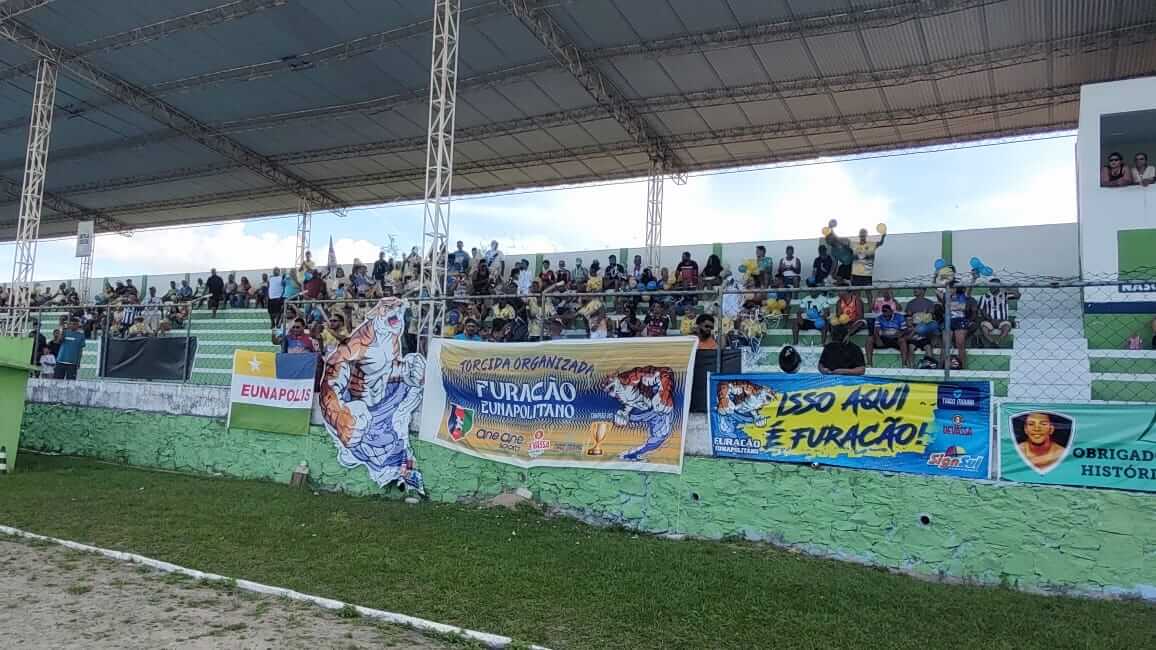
295,196,311,270
4,57,57,336
78,249,93,303
418,0,460,347
645,159,664,270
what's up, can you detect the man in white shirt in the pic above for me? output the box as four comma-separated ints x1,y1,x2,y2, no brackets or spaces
1133,152,1154,187
484,240,505,280
793,290,832,344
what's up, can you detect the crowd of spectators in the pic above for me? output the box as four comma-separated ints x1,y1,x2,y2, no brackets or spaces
1101,152,1155,187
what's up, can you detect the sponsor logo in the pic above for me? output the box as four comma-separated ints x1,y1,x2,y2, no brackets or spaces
1118,282,1156,293
937,386,980,411
527,429,552,458
474,428,524,451
927,445,984,471
942,414,974,436
447,403,475,441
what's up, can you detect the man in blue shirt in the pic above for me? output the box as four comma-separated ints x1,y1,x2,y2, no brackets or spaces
448,240,470,275
54,318,86,380
866,302,910,367
454,319,482,341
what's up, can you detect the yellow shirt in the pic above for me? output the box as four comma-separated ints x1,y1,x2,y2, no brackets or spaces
493,305,515,321
852,240,878,277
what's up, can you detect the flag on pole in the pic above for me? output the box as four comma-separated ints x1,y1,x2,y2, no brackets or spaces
327,236,337,275
227,350,316,435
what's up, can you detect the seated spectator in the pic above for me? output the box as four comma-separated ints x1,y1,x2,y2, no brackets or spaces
644,302,671,337
162,281,178,302
455,318,482,341
577,297,608,338
321,313,350,355
946,284,976,369
793,289,832,345
555,260,572,288
177,279,193,301
527,295,556,341
819,325,866,376
833,288,866,337
156,321,173,337
701,254,723,287
695,314,717,350
904,287,941,358
866,303,910,367
604,255,625,290
1127,332,1143,350
127,315,151,337
978,278,1020,348
639,267,657,289
868,288,900,333
225,273,239,305
586,268,603,292
659,267,674,290
1101,152,1133,187
630,255,644,280
472,260,493,295
777,245,802,287
238,276,253,307
493,298,515,322
616,305,642,338
675,251,700,288
168,303,189,329
1133,152,1155,187
193,277,206,299
573,258,589,290
754,245,773,288
123,279,139,299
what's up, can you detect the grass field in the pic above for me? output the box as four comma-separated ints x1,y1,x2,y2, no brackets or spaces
2,454,1154,649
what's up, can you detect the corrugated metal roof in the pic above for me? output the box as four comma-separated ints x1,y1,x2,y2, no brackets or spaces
0,0,1152,240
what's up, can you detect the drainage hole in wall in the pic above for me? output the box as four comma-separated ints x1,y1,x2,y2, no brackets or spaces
919,514,931,526
690,492,700,502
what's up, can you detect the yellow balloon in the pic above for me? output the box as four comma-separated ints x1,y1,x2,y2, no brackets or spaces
876,223,887,234
776,299,786,310
821,226,831,237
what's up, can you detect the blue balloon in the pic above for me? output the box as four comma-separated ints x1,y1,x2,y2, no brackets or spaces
806,307,820,320
969,256,983,270
980,266,994,277
814,317,826,330
646,280,658,290
933,258,946,271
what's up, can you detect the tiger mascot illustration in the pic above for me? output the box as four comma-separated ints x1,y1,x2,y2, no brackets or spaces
602,366,677,461
319,298,426,493
714,381,776,437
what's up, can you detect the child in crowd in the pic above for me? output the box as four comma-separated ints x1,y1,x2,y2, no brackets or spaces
38,345,56,378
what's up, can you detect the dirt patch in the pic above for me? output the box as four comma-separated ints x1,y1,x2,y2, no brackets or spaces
0,537,476,649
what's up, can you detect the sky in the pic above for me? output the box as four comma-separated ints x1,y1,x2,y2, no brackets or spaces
0,133,1078,283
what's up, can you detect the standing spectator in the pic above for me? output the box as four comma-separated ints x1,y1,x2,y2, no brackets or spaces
257,273,269,309
27,320,46,365
811,244,834,286
372,252,389,288
824,230,855,285
472,260,492,295
300,251,316,275
38,345,55,379
513,266,531,296
1132,152,1154,187
644,302,671,337
777,245,802,287
284,269,302,303
539,260,556,287
851,228,886,289
123,279,139,299
403,247,422,281
47,329,62,358
675,251,700,288
143,286,162,332
55,318,85,380
205,269,225,318
267,267,285,328
978,278,1020,348
695,314,718,350
303,269,325,300
449,241,470,275
834,288,866,337
818,325,866,376
272,317,317,354
866,302,910,367
484,240,505,280
754,245,773,288
1101,152,1132,187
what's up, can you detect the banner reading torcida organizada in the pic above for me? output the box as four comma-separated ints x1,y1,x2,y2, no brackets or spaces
709,374,992,478
1000,402,1156,492
419,337,697,474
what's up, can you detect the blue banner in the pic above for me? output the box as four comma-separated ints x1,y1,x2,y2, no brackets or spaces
709,373,992,478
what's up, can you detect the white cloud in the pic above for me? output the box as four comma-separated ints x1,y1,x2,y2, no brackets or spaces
946,167,1077,228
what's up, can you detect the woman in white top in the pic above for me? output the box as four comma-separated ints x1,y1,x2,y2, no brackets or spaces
1132,152,1154,187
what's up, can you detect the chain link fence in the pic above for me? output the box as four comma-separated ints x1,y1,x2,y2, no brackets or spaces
6,278,1155,405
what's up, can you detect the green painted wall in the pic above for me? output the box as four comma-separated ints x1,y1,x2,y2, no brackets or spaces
1084,314,1153,349
19,403,1156,597
1118,228,1156,279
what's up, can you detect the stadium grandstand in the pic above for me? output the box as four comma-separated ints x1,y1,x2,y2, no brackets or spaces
0,0,1155,405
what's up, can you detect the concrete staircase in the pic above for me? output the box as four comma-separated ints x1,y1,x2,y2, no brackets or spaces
1008,287,1091,402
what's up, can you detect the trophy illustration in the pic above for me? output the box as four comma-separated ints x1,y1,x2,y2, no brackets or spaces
587,421,608,456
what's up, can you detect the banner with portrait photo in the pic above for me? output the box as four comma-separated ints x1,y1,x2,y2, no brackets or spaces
709,374,992,478
419,337,697,474
999,402,1156,492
